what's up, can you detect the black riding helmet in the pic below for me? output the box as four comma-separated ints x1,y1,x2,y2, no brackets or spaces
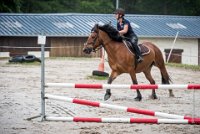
113,8,125,16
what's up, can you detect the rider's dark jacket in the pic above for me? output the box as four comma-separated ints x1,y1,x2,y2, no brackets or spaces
117,18,141,58
117,18,138,40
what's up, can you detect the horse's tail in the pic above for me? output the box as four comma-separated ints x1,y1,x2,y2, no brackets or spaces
152,44,172,84
147,42,174,97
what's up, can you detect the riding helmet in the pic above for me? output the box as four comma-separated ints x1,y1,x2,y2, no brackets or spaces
113,8,125,16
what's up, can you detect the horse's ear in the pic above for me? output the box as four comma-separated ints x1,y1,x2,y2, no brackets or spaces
92,24,99,32
95,24,99,29
91,24,98,32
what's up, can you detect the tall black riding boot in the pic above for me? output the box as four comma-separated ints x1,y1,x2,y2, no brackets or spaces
132,44,143,63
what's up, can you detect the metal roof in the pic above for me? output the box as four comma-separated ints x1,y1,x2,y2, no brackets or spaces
0,13,200,38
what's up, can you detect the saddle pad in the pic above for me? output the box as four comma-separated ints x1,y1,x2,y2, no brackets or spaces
138,44,150,55
123,40,150,56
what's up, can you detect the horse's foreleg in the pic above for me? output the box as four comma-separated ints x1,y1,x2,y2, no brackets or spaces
104,71,118,101
104,77,113,101
130,71,142,101
134,81,142,101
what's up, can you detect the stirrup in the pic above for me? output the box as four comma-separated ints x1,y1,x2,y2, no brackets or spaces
137,56,143,63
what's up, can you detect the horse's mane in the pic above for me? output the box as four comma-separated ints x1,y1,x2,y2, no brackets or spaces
98,24,122,42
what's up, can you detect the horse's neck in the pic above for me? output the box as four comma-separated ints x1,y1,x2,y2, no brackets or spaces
99,30,126,60
99,31,116,55
99,30,112,45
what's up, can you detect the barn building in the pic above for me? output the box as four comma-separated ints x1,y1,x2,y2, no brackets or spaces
0,13,200,65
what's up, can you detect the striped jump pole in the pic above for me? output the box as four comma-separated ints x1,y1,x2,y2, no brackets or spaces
45,116,200,124
46,83,200,90
45,94,199,120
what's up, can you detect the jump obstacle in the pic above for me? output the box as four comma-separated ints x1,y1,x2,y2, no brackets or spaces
44,83,200,124
45,94,200,124
35,37,200,125
46,83,200,90
45,94,197,120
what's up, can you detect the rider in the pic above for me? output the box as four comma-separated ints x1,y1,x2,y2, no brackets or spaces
114,8,143,63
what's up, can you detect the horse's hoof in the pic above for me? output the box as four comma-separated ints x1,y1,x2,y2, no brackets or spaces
169,94,175,97
169,90,175,97
151,95,158,99
104,93,111,101
134,97,142,101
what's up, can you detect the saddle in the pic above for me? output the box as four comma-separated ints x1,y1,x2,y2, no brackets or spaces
122,40,150,56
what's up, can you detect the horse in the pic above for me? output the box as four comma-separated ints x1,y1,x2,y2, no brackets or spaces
83,24,174,101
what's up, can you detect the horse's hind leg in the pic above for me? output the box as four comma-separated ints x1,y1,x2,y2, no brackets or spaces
153,48,174,97
158,66,174,97
104,71,118,101
161,72,174,97
143,69,157,99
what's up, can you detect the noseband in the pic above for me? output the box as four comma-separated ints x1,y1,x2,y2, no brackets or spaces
87,31,98,45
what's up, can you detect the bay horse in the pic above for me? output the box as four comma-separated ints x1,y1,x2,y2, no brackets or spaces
83,24,174,101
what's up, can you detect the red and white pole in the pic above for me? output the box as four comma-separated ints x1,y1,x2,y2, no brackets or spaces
46,83,200,90
45,116,200,124
45,94,198,120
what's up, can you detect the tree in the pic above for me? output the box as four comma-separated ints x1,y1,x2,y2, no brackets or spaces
0,0,199,16
0,0,22,13
78,0,114,13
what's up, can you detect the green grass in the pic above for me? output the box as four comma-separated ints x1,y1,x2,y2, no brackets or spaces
86,75,108,80
165,63,200,71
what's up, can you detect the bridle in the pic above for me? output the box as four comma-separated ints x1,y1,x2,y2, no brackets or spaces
84,29,103,53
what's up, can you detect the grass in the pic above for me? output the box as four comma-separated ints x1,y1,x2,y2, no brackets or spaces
86,75,108,80
165,63,200,71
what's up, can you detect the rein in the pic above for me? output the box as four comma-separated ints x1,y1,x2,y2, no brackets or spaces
93,45,103,52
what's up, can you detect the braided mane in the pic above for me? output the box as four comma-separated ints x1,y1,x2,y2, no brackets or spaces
98,24,122,42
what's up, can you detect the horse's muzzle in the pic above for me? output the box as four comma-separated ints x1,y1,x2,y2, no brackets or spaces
83,47,93,54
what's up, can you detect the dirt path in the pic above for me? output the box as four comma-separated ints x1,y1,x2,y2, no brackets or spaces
0,58,200,134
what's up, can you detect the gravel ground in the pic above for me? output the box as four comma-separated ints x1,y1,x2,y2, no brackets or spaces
0,58,200,134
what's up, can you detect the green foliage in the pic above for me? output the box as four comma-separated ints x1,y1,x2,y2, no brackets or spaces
0,0,22,13
79,0,114,13
166,63,200,71
0,0,199,15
